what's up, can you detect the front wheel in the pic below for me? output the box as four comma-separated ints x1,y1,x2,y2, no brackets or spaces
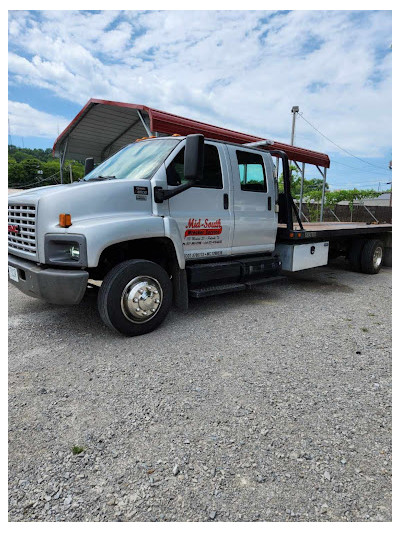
98,259,172,336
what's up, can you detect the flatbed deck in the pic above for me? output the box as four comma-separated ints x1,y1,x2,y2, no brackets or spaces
277,222,392,242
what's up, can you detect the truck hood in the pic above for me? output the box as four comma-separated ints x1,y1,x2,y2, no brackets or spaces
9,180,153,225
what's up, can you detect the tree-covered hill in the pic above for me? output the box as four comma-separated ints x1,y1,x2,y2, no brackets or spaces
8,145,85,189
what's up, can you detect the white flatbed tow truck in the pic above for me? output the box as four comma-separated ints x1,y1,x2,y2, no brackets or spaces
8,101,392,336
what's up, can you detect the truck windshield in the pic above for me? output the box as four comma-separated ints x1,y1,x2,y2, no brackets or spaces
83,139,181,181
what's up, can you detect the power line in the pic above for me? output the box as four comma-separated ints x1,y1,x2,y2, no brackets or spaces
333,181,382,187
298,113,391,172
11,171,61,189
330,158,389,176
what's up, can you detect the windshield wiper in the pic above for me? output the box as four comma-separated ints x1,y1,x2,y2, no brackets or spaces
86,175,116,182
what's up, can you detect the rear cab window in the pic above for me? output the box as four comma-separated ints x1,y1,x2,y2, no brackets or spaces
236,150,267,192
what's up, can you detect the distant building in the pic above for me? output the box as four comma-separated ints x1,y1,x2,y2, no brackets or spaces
338,193,391,207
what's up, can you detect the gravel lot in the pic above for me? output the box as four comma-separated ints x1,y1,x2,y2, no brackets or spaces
8,259,392,522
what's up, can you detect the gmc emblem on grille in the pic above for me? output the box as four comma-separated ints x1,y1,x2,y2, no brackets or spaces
8,224,20,234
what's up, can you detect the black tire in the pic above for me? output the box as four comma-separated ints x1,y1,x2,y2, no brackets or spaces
360,239,384,274
347,239,366,272
383,247,392,267
98,259,172,336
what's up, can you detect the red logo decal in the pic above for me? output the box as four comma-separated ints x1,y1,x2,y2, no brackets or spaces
8,224,19,234
184,218,222,238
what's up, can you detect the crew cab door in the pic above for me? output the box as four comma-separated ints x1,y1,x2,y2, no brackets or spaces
226,145,277,254
166,141,233,260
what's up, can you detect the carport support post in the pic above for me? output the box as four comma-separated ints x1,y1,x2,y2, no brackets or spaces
59,137,69,185
320,167,327,222
299,162,305,220
137,110,152,137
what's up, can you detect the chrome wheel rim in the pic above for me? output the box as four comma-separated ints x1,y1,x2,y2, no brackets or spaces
373,246,383,269
121,276,163,323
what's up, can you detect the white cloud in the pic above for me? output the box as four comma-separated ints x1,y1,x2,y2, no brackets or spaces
8,101,69,139
8,10,392,158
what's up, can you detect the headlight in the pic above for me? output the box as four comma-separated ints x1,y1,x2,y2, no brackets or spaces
45,235,87,267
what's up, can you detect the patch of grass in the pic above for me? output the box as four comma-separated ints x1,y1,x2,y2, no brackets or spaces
361,327,369,333
72,445,85,455
368,312,376,317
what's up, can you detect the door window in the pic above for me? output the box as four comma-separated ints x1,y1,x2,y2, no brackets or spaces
167,144,223,189
236,150,267,192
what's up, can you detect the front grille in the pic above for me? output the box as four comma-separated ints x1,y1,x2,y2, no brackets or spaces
8,203,37,256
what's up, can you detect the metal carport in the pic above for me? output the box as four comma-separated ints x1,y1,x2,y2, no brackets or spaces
53,98,330,219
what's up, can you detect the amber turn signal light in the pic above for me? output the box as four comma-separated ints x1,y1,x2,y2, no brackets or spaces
59,213,72,228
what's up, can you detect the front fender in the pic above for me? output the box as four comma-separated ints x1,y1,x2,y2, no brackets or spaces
67,215,166,267
163,217,185,269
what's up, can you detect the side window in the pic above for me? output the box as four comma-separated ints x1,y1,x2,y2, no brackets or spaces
167,144,223,189
236,150,267,192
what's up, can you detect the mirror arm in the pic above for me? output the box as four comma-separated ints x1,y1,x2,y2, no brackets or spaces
154,181,194,203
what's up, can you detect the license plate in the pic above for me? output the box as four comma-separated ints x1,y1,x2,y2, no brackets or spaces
8,266,19,282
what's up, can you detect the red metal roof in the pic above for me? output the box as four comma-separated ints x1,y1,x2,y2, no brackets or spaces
53,98,330,168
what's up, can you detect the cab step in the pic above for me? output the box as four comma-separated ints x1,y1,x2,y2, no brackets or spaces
189,276,286,298
189,283,246,298
244,275,287,288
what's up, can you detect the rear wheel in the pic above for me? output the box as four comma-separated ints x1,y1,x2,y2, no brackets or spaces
360,239,384,274
383,247,392,267
98,259,172,336
347,239,366,272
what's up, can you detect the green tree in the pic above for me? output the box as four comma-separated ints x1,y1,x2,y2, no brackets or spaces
278,165,328,199
8,145,85,188
19,158,43,186
302,188,382,222
13,150,31,163
8,157,21,187
338,189,381,221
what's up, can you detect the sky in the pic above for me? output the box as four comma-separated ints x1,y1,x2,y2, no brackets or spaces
8,10,392,190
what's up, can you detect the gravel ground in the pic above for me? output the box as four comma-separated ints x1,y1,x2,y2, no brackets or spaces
8,258,392,522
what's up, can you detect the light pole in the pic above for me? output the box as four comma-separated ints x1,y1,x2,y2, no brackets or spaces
290,106,299,145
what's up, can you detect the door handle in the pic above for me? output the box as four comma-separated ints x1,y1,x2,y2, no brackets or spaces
223,193,229,210
267,196,272,210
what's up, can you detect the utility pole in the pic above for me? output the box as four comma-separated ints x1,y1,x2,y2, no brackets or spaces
69,163,73,184
290,106,299,170
290,106,299,145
